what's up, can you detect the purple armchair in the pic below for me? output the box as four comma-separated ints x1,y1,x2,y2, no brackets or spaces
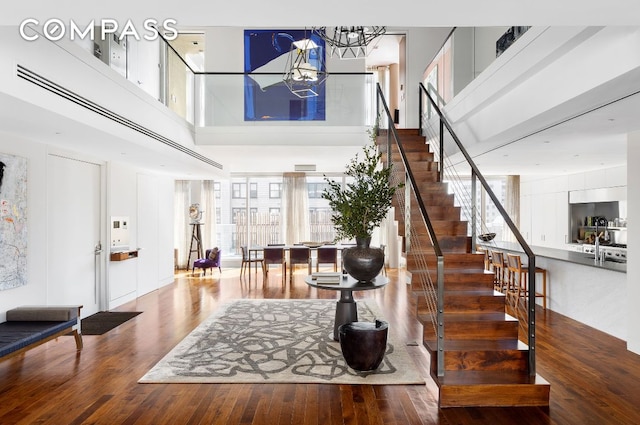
193,248,221,276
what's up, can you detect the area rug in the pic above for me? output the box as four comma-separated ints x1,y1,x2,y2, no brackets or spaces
138,299,425,385
80,311,142,335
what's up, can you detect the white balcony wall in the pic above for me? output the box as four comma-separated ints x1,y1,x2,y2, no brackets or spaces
444,26,640,155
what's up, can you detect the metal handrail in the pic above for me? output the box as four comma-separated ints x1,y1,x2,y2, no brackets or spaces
375,83,446,377
419,82,537,376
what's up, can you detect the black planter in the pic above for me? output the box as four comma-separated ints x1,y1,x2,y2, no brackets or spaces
342,237,384,282
338,320,388,371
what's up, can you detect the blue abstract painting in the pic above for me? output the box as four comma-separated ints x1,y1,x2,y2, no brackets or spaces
244,29,326,121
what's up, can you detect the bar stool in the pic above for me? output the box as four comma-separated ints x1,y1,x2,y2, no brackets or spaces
506,253,548,309
490,250,506,292
477,247,491,271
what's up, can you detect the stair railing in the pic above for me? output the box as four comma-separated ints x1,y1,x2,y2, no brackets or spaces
418,82,538,376
375,84,446,377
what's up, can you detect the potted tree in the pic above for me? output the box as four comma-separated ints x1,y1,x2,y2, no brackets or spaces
322,131,403,281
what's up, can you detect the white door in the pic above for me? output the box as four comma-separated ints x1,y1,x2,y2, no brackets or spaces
136,173,159,296
47,154,102,317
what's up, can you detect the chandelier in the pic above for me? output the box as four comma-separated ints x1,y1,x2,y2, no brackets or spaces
282,37,327,98
313,26,386,59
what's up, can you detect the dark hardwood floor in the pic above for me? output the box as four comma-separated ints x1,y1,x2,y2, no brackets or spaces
1,267,639,424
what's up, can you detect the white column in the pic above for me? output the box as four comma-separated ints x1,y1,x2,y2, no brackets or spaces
627,130,640,354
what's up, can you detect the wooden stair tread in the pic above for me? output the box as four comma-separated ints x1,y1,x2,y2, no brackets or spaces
441,312,518,321
424,338,527,352
444,289,505,297
416,312,518,325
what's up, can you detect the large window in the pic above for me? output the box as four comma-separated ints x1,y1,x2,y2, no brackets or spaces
269,183,282,199
451,176,507,241
307,182,329,199
232,183,246,199
198,174,344,258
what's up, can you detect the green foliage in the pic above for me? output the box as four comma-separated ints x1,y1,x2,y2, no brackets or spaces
322,137,403,241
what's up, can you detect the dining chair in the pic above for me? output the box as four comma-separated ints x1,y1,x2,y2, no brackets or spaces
316,246,338,272
240,246,263,278
289,246,311,283
263,247,286,284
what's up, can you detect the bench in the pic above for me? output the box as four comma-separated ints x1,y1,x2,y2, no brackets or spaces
0,306,83,360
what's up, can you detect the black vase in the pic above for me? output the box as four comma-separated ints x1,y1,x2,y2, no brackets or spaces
342,237,384,282
339,320,389,371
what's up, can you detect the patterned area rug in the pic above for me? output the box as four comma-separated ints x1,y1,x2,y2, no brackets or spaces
139,299,425,385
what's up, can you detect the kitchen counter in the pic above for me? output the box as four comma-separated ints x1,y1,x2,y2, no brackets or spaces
478,241,626,273
478,239,627,340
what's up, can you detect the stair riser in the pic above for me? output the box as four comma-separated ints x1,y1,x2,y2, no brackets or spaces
444,351,528,371
444,296,506,313
406,253,484,270
432,321,519,340
411,221,468,236
410,278,495,293
391,152,434,163
403,236,471,255
410,270,494,285
409,206,461,220
415,294,505,314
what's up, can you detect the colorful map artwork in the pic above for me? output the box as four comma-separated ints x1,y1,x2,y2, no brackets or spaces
0,153,27,290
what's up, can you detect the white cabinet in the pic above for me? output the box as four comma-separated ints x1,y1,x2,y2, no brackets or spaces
528,192,569,248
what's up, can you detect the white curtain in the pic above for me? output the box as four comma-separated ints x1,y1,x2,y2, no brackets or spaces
201,180,217,250
281,172,310,244
505,175,520,242
174,180,191,269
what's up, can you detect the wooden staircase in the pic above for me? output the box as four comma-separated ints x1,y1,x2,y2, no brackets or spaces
380,128,550,408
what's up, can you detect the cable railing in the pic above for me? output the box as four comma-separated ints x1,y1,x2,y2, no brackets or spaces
375,83,446,377
419,82,538,376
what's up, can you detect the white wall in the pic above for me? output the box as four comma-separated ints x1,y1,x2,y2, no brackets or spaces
405,27,454,128
0,134,176,317
107,163,175,308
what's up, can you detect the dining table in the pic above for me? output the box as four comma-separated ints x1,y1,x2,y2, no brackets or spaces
246,244,352,283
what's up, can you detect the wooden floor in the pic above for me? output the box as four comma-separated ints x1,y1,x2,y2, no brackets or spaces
1,267,640,424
